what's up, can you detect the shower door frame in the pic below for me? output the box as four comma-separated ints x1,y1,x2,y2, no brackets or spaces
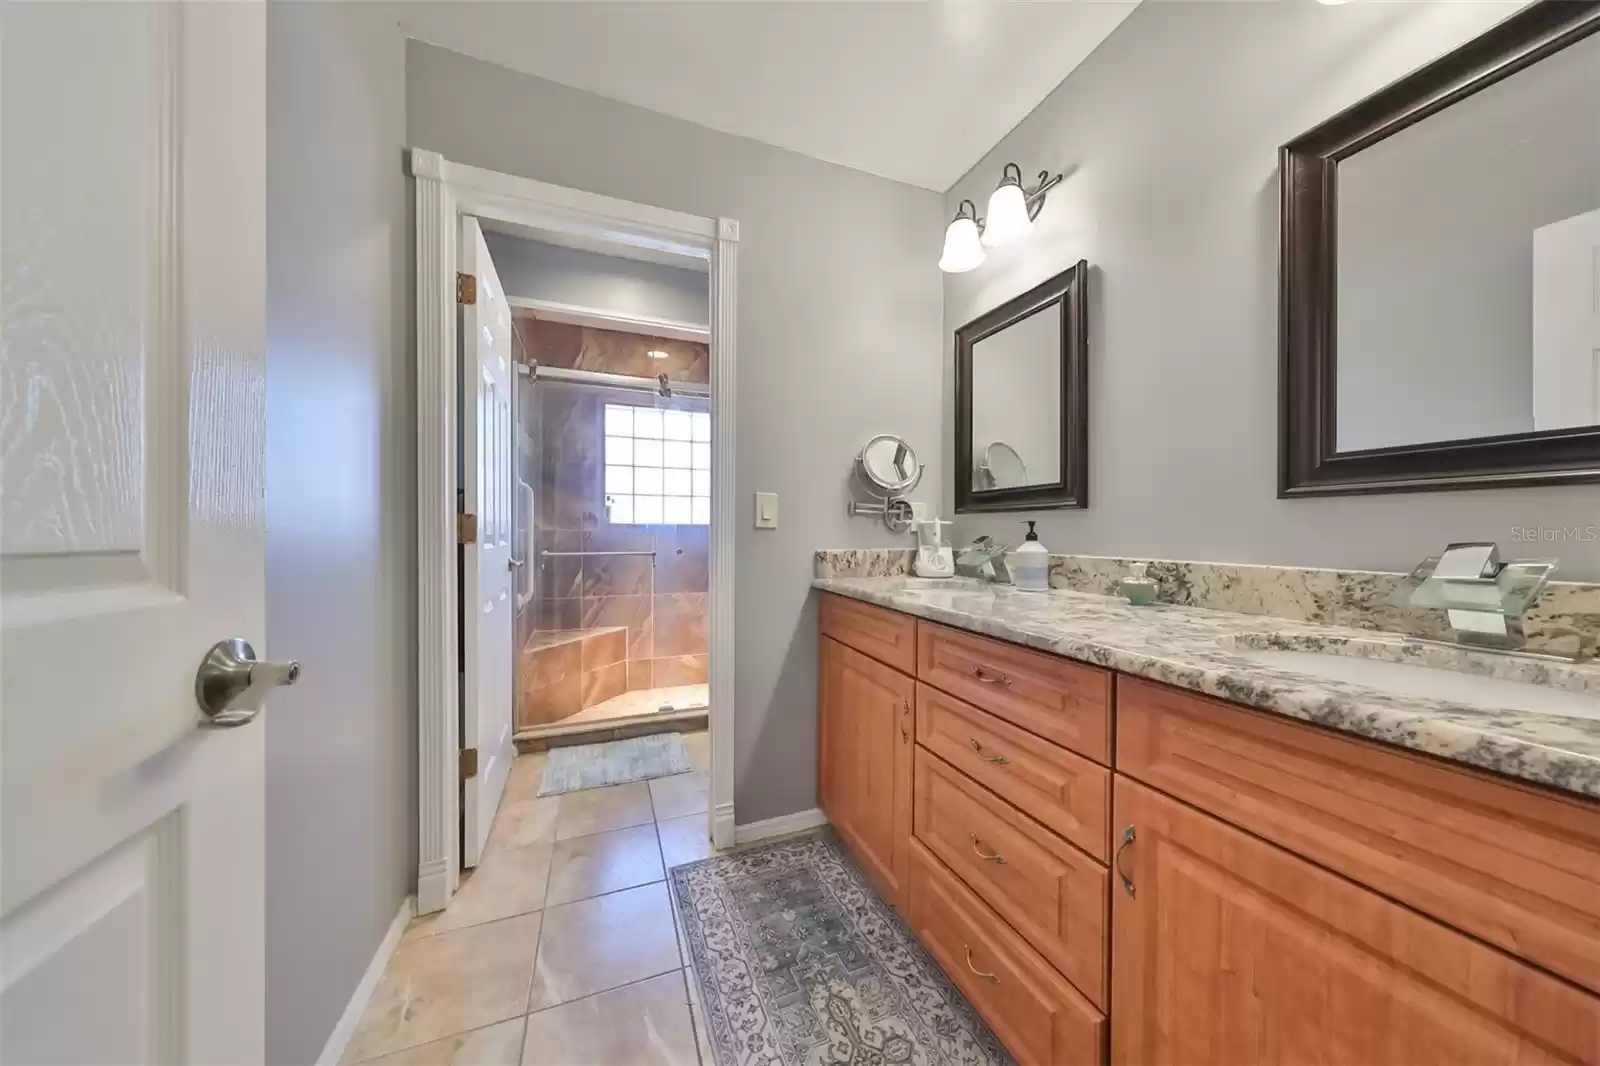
410,149,740,914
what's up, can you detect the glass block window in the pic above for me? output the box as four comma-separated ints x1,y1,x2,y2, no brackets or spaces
603,403,711,525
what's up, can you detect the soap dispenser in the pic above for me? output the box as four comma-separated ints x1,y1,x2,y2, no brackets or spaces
1120,561,1159,606
1013,521,1050,592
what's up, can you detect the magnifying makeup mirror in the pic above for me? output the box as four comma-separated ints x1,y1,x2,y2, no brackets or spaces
849,434,924,532
978,441,1028,489
858,434,922,495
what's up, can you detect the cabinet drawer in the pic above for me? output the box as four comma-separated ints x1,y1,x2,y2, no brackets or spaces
820,593,917,674
917,623,1110,762
909,839,1106,1066
918,683,1109,861
1117,676,1600,996
914,747,1108,1009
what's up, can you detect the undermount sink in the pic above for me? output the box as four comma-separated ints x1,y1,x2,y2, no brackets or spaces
1228,639,1600,721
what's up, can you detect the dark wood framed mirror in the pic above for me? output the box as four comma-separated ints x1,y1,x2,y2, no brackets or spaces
1280,0,1600,497
955,261,1088,513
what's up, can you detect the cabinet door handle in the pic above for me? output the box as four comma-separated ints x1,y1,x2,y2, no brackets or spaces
900,699,911,743
970,665,1012,687
963,944,999,983
969,834,1006,864
1115,825,1137,898
968,737,1011,765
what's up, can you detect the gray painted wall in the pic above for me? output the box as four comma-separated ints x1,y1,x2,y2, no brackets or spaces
409,39,945,823
482,231,711,327
267,6,415,1064
943,1,1600,580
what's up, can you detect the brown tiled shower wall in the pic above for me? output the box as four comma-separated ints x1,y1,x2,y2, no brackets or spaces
513,314,710,731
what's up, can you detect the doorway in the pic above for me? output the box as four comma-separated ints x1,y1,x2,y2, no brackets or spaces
412,150,739,914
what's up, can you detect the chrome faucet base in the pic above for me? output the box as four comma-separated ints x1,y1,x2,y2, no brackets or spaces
1390,542,1574,659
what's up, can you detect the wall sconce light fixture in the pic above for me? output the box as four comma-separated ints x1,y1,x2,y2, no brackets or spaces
939,162,1064,273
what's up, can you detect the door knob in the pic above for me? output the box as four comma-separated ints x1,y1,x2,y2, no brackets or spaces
195,638,300,728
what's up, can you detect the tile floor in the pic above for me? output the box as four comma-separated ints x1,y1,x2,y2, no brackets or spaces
346,731,718,1066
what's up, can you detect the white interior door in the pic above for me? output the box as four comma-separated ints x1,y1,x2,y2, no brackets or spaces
1,5,267,1065
459,217,515,869
1533,207,1600,430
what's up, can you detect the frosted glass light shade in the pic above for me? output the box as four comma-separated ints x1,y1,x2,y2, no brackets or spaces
938,216,986,273
982,181,1032,247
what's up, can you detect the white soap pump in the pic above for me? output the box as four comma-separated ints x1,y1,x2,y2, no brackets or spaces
913,518,956,578
1013,520,1050,592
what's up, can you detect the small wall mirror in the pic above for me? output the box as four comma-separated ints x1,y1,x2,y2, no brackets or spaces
956,261,1088,512
848,434,923,532
1281,3,1600,495
859,434,922,495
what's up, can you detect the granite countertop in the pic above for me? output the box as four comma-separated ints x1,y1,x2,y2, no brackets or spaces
813,576,1600,801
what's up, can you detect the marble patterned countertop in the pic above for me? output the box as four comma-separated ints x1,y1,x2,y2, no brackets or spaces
813,576,1600,801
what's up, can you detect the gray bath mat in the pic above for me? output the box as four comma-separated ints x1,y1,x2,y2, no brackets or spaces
670,830,1010,1066
537,733,692,795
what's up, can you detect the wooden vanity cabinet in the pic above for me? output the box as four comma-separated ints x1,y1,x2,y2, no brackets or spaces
1112,776,1600,1066
817,592,1600,1066
818,633,914,912
1117,676,1600,994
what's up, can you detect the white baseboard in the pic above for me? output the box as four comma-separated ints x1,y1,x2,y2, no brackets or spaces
734,807,828,845
416,857,450,915
711,801,736,851
316,895,414,1066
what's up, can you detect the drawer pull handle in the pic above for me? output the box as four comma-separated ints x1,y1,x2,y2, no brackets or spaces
968,737,1011,765
901,699,911,743
969,834,1006,864
963,945,999,983
970,665,1012,686
1115,825,1137,898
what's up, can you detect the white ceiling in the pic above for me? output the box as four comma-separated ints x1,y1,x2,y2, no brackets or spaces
398,1,1140,192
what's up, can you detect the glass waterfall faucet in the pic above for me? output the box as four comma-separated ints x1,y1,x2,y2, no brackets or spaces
1389,542,1563,655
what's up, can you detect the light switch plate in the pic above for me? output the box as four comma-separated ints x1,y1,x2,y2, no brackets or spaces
909,501,930,522
755,492,779,529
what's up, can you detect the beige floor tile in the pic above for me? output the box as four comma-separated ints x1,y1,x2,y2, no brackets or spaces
487,792,561,853
545,823,664,906
665,875,692,968
687,975,715,1065
521,972,698,1066
529,882,681,1010
406,842,553,939
553,782,653,840
353,1017,526,1066
656,814,714,872
504,753,549,797
649,772,709,821
683,730,710,773
344,914,540,1063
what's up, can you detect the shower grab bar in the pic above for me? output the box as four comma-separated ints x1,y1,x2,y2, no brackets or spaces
539,550,656,558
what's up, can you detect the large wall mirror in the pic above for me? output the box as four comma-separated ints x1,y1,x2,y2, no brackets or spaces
1280,1,1600,496
955,261,1088,512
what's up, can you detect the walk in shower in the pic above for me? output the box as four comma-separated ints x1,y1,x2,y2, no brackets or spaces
512,313,711,738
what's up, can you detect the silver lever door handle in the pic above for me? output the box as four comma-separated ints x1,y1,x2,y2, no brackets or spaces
195,638,300,728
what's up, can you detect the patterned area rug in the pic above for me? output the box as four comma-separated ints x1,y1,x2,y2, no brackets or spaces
536,734,692,795
670,831,1011,1066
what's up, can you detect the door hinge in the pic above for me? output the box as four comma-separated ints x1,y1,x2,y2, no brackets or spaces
456,272,477,305
459,747,479,780
457,512,478,544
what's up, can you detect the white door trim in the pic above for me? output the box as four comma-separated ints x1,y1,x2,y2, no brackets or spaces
409,149,740,913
